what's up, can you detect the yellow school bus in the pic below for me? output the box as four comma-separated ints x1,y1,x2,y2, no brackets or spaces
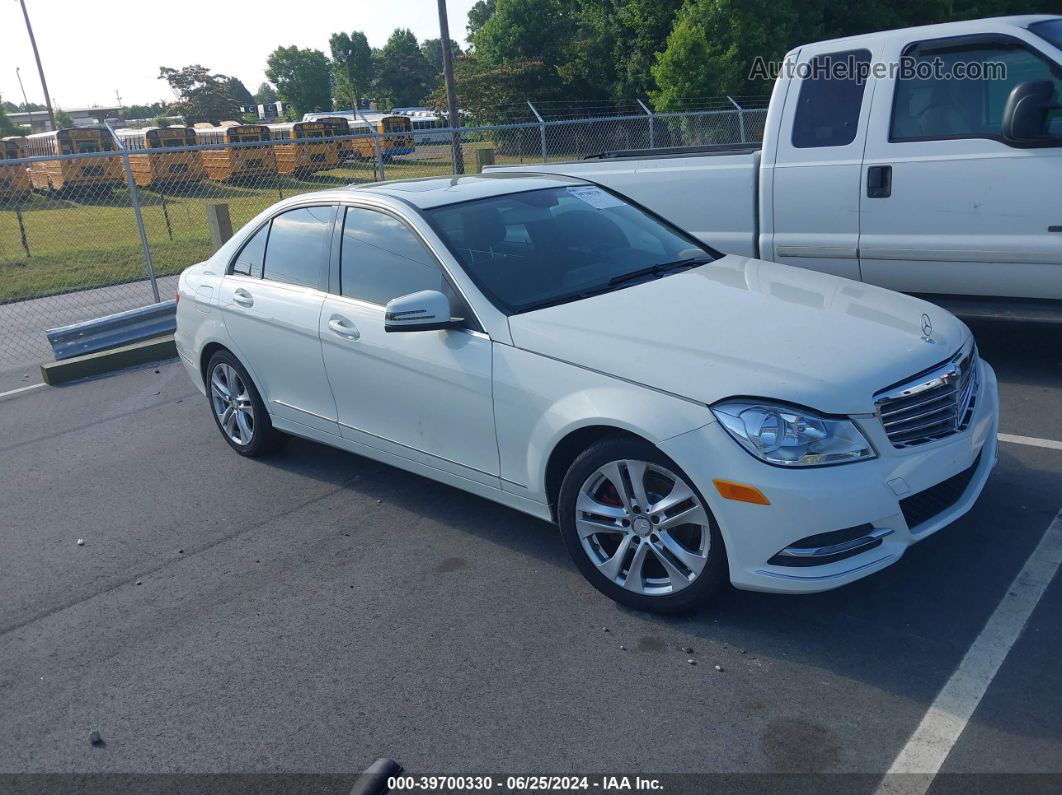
311,116,357,161
266,121,340,175
304,112,416,161
0,136,32,201
25,127,124,193
115,127,206,188
193,123,276,182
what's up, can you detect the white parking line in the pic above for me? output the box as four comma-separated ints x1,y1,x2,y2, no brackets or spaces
0,382,45,401
997,433,1062,451
878,508,1062,794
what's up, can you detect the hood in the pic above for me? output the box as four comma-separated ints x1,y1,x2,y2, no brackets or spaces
507,256,970,414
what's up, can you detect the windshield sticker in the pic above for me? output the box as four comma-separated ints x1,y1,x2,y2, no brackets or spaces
566,185,626,209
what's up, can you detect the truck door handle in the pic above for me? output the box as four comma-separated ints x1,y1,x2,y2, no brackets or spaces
328,315,360,340
867,165,892,198
232,288,254,307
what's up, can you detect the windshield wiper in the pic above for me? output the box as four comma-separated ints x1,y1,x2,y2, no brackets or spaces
607,256,712,288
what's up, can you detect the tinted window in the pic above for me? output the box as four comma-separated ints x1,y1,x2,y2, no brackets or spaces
424,186,711,314
1030,19,1062,51
232,223,268,278
891,37,1062,141
340,208,446,305
262,206,333,289
792,49,872,148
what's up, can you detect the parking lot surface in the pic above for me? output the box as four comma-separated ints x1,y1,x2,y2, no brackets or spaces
0,318,1060,789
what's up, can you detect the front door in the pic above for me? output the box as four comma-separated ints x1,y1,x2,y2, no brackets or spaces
320,205,499,486
859,33,1062,299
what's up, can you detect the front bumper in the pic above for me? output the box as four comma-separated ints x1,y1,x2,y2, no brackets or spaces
658,360,999,594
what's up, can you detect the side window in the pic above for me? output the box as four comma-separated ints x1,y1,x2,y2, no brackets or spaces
262,206,333,289
231,223,268,278
792,49,872,148
340,207,449,306
891,37,1062,142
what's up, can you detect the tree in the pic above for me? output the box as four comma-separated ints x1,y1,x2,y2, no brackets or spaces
265,46,333,116
254,82,278,104
467,0,496,40
225,77,255,108
375,29,436,109
421,38,463,74
55,108,74,129
427,55,565,123
0,105,27,136
651,0,800,108
158,64,244,123
329,31,374,110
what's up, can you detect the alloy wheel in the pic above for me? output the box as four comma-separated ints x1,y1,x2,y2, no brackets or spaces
210,362,255,446
576,459,711,595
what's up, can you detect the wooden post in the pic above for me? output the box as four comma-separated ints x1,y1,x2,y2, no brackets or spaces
475,147,496,173
207,204,233,252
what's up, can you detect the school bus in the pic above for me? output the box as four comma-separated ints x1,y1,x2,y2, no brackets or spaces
304,112,416,161
374,114,415,158
193,123,276,182
115,127,206,188
0,136,32,202
311,116,357,161
24,127,124,193
266,121,340,175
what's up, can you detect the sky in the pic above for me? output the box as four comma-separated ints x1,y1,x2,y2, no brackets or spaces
0,0,480,110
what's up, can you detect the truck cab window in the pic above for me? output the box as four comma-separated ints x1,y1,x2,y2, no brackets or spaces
791,49,872,148
891,37,1062,142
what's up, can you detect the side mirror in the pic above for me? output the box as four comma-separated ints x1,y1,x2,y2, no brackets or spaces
384,289,462,333
1002,80,1061,143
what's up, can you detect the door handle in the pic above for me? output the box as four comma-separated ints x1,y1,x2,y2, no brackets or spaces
328,315,360,340
867,165,892,198
232,288,254,307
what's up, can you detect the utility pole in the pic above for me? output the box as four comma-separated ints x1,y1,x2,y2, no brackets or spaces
18,0,56,130
437,0,464,173
15,67,34,130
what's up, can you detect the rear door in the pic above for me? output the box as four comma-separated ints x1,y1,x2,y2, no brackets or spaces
218,204,340,435
859,31,1062,298
767,44,878,281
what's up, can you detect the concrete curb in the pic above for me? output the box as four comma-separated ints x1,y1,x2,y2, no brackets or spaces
40,335,177,386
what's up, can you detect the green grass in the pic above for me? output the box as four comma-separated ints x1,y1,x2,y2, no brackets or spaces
0,143,546,303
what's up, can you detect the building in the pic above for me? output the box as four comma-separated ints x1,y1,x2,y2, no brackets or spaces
7,104,125,132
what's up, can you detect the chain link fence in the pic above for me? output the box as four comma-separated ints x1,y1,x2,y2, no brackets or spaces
0,103,767,380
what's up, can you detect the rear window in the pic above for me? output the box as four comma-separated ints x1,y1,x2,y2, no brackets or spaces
792,49,872,148
261,206,334,289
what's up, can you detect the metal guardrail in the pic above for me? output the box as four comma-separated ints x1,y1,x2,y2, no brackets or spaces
46,300,176,360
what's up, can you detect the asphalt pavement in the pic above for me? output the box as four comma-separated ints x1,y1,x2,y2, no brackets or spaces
0,317,1059,791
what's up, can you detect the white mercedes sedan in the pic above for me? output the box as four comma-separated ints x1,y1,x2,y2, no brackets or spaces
175,174,998,612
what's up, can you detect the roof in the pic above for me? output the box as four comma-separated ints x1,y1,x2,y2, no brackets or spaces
805,14,1060,50
350,173,589,209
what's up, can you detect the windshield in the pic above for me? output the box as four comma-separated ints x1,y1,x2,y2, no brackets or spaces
423,186,714,314
1030,19,1062,51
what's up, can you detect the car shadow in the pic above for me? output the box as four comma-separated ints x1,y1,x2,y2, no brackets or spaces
258,428,1060,743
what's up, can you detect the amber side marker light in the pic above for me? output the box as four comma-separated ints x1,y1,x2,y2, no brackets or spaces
712,479,771,505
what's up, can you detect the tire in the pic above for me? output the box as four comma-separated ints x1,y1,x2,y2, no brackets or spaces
205,350,283,457
558,436,728,613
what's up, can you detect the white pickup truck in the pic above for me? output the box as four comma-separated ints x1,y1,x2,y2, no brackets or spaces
490,15,1062,319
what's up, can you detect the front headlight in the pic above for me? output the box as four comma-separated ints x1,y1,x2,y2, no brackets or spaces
711,400,875,467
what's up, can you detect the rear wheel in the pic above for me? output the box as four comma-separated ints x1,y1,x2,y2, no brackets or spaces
206,350,283,457
558,437,727,612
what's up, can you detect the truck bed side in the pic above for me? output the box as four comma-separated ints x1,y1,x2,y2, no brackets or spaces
486,148,761,258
